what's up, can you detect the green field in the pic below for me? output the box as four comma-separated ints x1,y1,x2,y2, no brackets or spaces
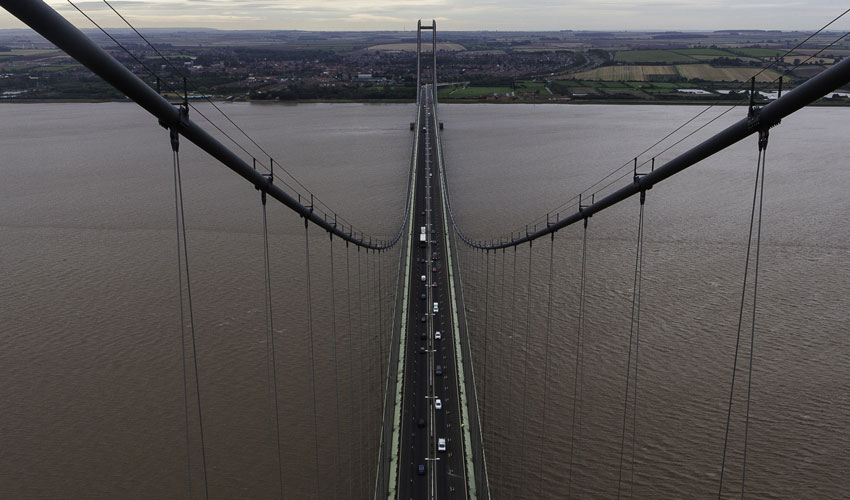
30,63,78,72
730,48,792,58
614,50,697,63
445,86,513,98
675,48,733,57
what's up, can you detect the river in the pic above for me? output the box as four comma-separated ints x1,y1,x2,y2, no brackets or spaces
0,102,848,499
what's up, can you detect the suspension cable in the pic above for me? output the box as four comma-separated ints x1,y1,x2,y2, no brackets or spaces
569,219,589,500
304,222,321,500
172,138,194,500
356,246,365,498
506,246,518,499
538,233,556,495
741,140,767,499
718,134,768,499
519,242,534,487
495,248,506,479
345,241,355,500
617,192,646,500
261,189,284,499
377,249,385,404
483,249,491,432
328,235,342,498
170,123,210,500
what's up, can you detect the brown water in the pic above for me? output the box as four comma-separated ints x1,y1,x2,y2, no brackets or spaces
1,102,848,499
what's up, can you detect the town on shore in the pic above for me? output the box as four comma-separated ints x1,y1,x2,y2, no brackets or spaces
2,28,849,104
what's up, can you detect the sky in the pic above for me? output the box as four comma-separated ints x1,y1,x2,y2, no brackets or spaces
1,0,850,32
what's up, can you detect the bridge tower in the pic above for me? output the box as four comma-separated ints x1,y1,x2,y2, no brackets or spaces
416,20,438,106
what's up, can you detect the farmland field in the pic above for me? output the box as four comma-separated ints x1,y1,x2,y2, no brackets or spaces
730,48,789,58
444,86,512,98
614,50,696,63
675,64,781,82
569,65,678,81
366,43,465,52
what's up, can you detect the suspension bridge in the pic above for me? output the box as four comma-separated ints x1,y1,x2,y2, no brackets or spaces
3,0,850,498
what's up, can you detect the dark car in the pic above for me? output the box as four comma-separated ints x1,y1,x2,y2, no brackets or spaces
420,292,426,300
418,417,425,428
418,257,425,263
431,239,437,245
421,316,426,323
417,464,426,475
435,364,443,376
432,266,437,272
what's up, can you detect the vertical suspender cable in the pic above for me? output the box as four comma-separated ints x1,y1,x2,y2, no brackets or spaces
519,242,533,488
376,249,385,499
617,194,646,500
171,129,209,500
304,222,321,500
538,234,556,495
718,140,766,500
329,236,342,498
630,198,646,497
483,249,490,434
497,248,506,481
172,145,194,500
261,191,284,499
375,250,380,404
507,246,518,500
345,242,355,500
356,247,365,498
569,220,589,500
741,143,766,500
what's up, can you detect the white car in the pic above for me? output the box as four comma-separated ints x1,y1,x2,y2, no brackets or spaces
435,331,441,340
421,275,426,282
433,302,439,313
435,398,442,410
438,438,446,452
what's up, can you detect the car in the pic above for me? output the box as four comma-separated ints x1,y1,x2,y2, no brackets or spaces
438,438,446,452
419,346,425,354
420,332,426,340
420,292,426,300
418,257,425,263
435,331,441,340
418,417,425,428
421,316,426,323
435,364,442,376
433,302,439,313
431,228,436,234
421,275,426,282
432,281,437,288
435,398,442,410
417,464,426,475
432,266,437,272
431,239,437,245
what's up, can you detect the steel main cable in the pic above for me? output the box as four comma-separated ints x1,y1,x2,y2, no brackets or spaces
65,0,411,250
102,0,365,232
507,13,850,239
441,9,850,250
